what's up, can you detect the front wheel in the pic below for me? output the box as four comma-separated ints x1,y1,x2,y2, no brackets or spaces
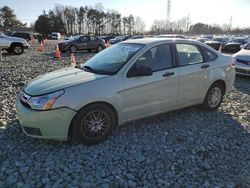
202,83,224,111
71,104,116,145
11,44,24,55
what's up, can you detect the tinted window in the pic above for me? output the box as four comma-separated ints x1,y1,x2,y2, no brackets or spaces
80,36,89,42
90,36,96,41
176,44,203,66
244,43,250,50
135,44,172,72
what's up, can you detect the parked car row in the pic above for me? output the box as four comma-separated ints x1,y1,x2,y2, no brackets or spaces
194,35,249,53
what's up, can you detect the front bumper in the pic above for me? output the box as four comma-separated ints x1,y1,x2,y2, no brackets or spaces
16,99,77,140
236,63,250,76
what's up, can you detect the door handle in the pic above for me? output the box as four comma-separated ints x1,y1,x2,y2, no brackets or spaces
162,72,175,77
201,64,210,69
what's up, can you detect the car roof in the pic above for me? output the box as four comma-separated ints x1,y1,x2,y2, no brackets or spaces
121,38,220,54
121,38,200,45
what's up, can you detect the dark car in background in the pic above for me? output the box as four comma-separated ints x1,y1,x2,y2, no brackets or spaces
99,35,116,43
223,38,249,53
205,37,230,51
6,31,33,42
109,36,131,44
58,35,105,53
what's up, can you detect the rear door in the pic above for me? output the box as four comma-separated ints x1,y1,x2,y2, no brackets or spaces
88,36,98,50
174,43,210,107
77,36,89,50
122,43,178,121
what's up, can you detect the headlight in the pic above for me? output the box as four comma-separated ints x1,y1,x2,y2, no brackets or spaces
27,90,64,110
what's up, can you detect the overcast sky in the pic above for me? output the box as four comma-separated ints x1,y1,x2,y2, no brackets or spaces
2,0,250,30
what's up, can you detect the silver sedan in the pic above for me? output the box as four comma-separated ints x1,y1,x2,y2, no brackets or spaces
16,38,235,144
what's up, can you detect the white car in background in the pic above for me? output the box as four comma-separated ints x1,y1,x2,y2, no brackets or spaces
51,32,61,40
0,32,29,55
233,42,250,76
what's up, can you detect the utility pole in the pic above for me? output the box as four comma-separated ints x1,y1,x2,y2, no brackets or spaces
167,0,171,30
229,16,232,32
186,13,190,32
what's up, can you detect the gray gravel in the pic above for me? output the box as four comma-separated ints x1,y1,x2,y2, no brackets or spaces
0,40,250,187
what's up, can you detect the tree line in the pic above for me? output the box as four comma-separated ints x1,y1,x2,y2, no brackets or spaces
0,5,249,36
34,3,145,36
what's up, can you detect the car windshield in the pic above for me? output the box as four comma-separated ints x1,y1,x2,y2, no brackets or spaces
213,38,223,42
244,43,250,50
82,43,144,75
0,32,7,37
232,38,245,44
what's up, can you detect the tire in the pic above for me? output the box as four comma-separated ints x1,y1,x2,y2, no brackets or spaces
69,45,77,53
96,45,104,52
11,44,24,55
202,83,224,111
71,104,116,145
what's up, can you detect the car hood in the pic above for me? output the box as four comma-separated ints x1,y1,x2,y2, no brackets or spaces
233,49,250,61
24,67,108,96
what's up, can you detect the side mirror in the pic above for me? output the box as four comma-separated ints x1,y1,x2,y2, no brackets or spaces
127,65,153,78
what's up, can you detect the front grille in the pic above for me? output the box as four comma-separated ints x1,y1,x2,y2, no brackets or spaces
23,126,42,136
236,68,250,75
236,59,250,65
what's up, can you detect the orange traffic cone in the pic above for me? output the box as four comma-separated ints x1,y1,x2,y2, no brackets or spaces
38,41,44,52
55,44,61,58
218,44,223,53
70,52,76,67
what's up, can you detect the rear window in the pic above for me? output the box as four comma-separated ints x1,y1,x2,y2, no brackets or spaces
202,46,218,62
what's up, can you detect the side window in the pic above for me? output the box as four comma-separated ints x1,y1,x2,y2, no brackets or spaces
80,36,89,42
135,44,172,72
202,47,218,62
90,36,96,41
176,44,203,66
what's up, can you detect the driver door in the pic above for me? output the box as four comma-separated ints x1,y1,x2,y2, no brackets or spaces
122,43,178,121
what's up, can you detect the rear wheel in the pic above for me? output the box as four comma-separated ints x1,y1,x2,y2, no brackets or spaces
71,104,116,145
96,45,104,52
11,44,24,55
202,83,224,111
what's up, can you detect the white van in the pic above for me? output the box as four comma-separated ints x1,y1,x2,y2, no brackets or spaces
51,32,61,40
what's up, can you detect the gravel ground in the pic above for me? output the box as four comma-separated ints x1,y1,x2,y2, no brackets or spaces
0,40,249,187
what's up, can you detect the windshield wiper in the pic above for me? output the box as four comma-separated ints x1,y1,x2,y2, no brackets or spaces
75,64,83,70
83,65,93,73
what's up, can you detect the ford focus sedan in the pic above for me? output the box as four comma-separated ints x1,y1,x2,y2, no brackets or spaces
16,38,235,144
